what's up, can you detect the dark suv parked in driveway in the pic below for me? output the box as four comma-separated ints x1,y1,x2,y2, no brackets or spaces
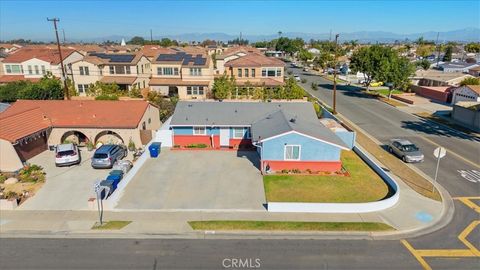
91,144,127,169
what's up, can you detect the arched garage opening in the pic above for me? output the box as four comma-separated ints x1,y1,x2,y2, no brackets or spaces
60,130,89,146
95,130,124,145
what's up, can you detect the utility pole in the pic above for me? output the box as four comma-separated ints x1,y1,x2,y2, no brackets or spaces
47,18,69,100
435,32,441,68
332,33,339,114
150,29,153,42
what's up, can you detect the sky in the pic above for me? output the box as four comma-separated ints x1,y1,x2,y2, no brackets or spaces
1,0,479,41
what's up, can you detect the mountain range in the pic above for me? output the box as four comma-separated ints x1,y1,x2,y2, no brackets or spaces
71,28,479,43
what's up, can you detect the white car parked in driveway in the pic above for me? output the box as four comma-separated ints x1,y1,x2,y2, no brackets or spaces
55,143,81,166
294,75,301,82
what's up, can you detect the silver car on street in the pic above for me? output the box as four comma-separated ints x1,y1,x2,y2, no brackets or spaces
388,139,424,163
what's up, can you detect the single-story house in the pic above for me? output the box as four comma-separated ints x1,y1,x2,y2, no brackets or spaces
169,101,350,173
439,62,479,73
0,100,160,172
468,66,480,77
413,69,474,87
451,85,480,104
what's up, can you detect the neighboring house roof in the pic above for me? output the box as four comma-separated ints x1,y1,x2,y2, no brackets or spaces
463,85,480,95
0,44,21,50
153,51,209,67
141,45,176,59
1,100,151,129
2,48,79,64
224,53,285,68
100,76,138,85
222,46,261,57
149,78,209,86
86,52,145,65
0,75,41,83
454,101,480,110
440,62,478,70
170,101,348,149
0,107,51,143
469,66,480,71
415,70,473,82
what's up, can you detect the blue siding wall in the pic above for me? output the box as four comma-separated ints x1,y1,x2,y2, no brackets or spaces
335,131,356,149
172,126,220,135
261,132,341,161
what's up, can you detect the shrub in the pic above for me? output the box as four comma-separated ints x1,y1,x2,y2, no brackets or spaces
95,94,119,100
311,82,318,90
18,164,45,183
128,138,136,151
173,144,181,148
301,78,307,84
185,143,208,148
291,169,301,174
281,169,289,174
287,70,293,75
0,173,6,184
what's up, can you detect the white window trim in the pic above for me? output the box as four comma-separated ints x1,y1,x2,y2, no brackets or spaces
233,127,245,139
193,126,206,135
284,144,301,161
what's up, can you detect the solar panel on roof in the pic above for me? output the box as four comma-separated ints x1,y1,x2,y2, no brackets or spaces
89,52,135,63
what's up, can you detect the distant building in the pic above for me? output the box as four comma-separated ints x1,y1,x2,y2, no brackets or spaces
413,69,474,87
439,62,479,73
468,66,480,77
451,85,480,104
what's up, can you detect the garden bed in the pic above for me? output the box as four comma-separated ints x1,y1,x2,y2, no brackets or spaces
263,150,389,203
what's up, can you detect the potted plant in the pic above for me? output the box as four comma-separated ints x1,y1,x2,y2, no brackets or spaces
86,139,94,151
128,138,136,152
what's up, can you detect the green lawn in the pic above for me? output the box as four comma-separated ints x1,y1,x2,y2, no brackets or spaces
189,221,394,231
263,151,390,203
91,220,131,230
373,89,403,96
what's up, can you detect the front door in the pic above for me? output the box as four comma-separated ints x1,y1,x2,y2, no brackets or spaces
220,127,230,147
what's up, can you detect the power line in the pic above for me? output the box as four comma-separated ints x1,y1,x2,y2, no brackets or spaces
47,17,70,100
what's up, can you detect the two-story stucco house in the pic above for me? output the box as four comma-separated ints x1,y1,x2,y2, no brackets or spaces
0,47,83,84
70,52,151,95
149,50,214,99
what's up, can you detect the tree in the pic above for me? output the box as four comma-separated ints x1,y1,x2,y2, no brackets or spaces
87,81,120,99
212,74,236,99
146,92,176,122
443,46,453,62
158,38,177,47
298,49,313,62
16,73,63,100
284,77,305,99
128,36,145,45
0,81,31,102
416,59,431,70
464,42,480,53
350,45,415,95
459,77,480,86
416,45,434,58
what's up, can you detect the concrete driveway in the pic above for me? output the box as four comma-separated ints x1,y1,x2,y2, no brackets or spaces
19,149,111,210
116,150,266,210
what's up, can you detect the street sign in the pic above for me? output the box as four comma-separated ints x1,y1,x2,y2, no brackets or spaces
433,147,446,159
94,181,101,194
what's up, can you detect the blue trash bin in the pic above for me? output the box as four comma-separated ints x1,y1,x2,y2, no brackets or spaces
148,142,161,158
99,180,114,199
106,175,121,190
109,170,124,178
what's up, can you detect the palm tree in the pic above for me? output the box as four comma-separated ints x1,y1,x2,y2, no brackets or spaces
278,31,282,38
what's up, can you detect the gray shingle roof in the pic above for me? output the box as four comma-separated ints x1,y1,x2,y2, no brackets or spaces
171,101,348,149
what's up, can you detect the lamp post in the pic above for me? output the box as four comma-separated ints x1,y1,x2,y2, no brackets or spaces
333,34,339,114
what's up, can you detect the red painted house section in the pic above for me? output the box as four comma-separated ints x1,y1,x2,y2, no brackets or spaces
173,135,214,147
229,138,252,147
262,160,342,172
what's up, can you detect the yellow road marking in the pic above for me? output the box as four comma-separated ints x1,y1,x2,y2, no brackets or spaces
454,197,480,213
417,136,480,169
458,220,480,256
401,240,432,270
417,249,477,257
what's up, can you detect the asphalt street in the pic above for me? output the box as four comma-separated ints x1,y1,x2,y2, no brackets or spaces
288,66,480,197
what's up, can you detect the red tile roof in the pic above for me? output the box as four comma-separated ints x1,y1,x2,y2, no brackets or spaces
0,108,51,142
3,48,78,64
1,100,151,129
0,75,41,83
224,53,285,67
222,46,261,57
141,45,176,58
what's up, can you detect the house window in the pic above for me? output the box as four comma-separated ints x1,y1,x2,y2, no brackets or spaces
28,65,33,74
262,68,281,77
34,65,39,75
126,66,131,74
190,68,201,76
244,68,249,77
163,67,173,75
157,67,162,75
186,86,204,95
251,68,255,77
237,68,242,77
79,66,89,75
174,67,179,75
193,126,206,135
109,66,115,74
41,65,46,74
77,84,89,93
142,121,146,130
284,145,301,160
233,128,245,139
